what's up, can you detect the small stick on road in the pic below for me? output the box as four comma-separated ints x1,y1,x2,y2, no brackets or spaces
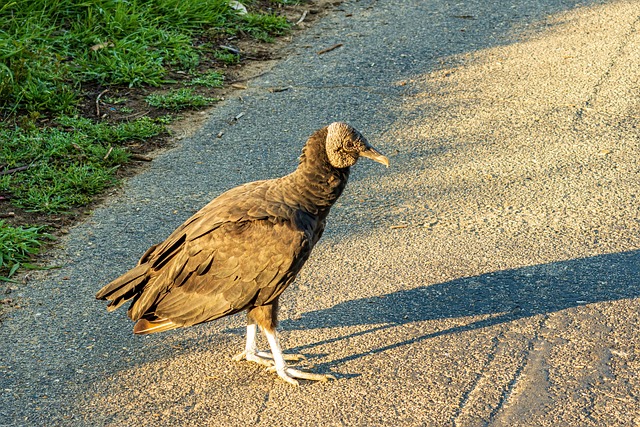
390,224,408,230
317,43,343,55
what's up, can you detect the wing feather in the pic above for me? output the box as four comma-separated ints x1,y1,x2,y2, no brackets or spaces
99,177,321,329
128,218,310,327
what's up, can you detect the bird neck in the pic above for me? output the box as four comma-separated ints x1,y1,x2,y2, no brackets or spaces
287,127,350,215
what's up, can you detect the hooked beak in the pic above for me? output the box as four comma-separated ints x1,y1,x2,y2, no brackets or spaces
360,144,390,167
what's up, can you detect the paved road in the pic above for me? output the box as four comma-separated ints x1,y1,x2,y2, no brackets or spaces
2,0,639,425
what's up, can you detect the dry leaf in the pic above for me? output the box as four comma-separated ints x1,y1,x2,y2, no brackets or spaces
90,42,114,51
229,1,247,15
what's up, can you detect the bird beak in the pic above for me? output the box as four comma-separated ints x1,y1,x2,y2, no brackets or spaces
360,144,390,167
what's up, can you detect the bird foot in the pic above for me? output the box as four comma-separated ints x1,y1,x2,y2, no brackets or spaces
233,350,273,367
258,350,306,362
233,350,306,367
266,366,336,386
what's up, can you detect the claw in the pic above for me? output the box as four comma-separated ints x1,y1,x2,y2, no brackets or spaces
234,349,306,367
274,368,300,386
232,351,246,362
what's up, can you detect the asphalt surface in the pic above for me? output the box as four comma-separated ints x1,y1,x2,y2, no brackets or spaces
2,0,640,425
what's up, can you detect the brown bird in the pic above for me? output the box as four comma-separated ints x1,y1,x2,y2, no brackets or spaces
96,122,389,385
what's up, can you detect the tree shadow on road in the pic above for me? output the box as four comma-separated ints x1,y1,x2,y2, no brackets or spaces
281,250,640,368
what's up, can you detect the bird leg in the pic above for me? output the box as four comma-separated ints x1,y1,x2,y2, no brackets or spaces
233,323,272,367
262,327,336,386
233,324,305,367
236,303,333,384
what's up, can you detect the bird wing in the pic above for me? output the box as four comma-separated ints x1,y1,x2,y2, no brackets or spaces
137,179,296,266
125,180,313,326
131,219,310,327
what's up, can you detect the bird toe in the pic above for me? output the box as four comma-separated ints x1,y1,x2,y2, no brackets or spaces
267,367,300,386
234,350,275,367
232,350,247,362
256,350,306,362
267,366,335,384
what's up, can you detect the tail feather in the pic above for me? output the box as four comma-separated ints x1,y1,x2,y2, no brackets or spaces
133,318,178,334
96,264,150,311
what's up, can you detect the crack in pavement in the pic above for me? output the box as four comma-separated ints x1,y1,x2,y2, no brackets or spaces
487,315,550,425
574,14,640,123
452,333,502,427
450,315,550,427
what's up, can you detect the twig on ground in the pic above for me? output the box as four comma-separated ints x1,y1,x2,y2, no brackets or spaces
96,89,109,117
295,10,308,26
103,146,113,161
120,110,151,121
0,165,30,176
220,45,240,54
130,154,153,162
229,71,269,84
390,224,408,230
317,43,343,55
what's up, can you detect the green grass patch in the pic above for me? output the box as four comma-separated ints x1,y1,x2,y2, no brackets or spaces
188,71,225,88
1,0,291,116
214,50,241,65
56,116,165,143
145,88,219,111
0,221,51,281
0,117,165,213
240,13,291,42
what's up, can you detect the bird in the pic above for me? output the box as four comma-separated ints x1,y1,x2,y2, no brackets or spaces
96,122,389,385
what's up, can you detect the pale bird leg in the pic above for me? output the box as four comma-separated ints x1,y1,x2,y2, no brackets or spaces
233,324,272,367
233,324,306,366
263,327,335,385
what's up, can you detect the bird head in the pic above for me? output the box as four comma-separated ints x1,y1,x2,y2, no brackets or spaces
325,122,390,169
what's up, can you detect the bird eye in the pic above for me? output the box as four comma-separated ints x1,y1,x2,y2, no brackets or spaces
345,139,359,152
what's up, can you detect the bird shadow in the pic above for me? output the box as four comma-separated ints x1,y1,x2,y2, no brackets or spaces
279,250,640,369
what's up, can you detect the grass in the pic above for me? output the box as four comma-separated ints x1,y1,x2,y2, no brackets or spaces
214,50,241,65
241,13,291,42
188,71,225,87
0,0,291,118
0,0,297,277
145,88,219,111
0,116,165,213
0,220,51,281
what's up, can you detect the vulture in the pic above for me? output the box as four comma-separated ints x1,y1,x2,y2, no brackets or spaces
96,122,389,385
